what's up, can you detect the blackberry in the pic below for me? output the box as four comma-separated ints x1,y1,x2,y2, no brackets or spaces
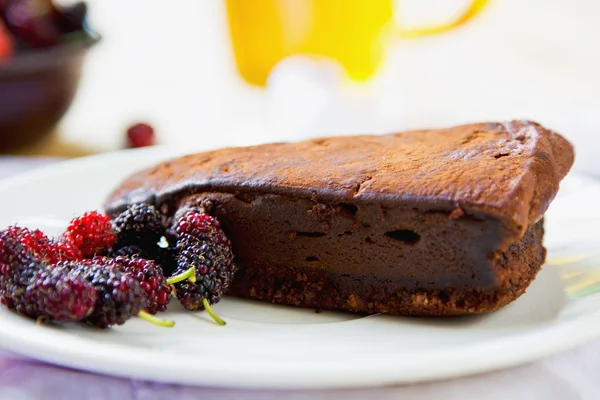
92,256,171,315
167,210,236,325
21,266,97,322
63,211,116,258
112,203,164,249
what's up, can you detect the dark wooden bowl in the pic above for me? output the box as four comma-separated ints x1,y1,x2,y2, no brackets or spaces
0,34,99,152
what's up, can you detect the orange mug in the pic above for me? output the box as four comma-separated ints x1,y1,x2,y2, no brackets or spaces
226,0,489,86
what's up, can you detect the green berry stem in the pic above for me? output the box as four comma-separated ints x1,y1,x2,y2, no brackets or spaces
166,267,196,285
202,297,226,326
137,310,175,328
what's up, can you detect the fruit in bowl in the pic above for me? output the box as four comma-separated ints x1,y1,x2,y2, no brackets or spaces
0,0,98,151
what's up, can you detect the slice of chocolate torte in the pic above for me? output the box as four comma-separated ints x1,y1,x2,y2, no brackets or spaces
105,120,574,316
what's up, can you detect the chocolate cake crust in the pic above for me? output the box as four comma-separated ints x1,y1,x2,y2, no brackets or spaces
104,120,574,316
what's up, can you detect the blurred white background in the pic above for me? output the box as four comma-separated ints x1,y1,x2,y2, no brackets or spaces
59,0,599,175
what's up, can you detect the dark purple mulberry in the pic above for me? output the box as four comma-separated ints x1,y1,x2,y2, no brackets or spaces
22,266,97,322
172,210,230,247
108,244,177,276
91,256,171,315
66,261,146,328
168,210,236,324
0,228,40,309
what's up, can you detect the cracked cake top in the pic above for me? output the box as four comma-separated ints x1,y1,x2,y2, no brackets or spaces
105,120,574,235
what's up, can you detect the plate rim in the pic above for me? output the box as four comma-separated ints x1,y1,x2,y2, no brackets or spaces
0,306,599,389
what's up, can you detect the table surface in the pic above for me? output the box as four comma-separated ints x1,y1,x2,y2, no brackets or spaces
1,157,599,400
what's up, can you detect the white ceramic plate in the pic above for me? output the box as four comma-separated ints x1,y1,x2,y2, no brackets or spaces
0,146,599,389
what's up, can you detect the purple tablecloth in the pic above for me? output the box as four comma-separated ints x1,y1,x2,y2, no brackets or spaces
0,156,599,400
